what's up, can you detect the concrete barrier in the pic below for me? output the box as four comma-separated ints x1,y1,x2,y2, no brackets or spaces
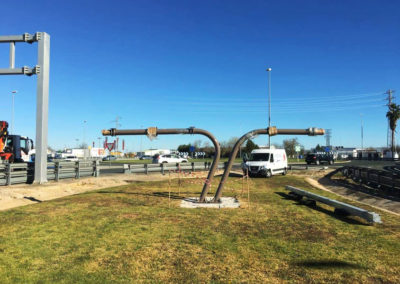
286,185,382,224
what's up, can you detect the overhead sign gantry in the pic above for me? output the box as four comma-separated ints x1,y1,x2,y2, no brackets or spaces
0,32,50,183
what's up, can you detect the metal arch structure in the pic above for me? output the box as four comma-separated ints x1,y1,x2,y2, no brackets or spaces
213,127,325,202
102,127,221,203
0,32,50,183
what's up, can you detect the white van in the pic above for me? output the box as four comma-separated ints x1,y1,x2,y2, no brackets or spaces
242,148,288,177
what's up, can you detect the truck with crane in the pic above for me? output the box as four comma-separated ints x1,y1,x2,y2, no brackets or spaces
0,121,34,163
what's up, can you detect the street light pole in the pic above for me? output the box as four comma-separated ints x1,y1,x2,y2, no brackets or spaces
11,90,17,134
83,120,87,147
360,114,363,150
266,68,272,148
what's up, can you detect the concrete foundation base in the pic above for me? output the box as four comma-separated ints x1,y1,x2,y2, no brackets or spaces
180,197,240,209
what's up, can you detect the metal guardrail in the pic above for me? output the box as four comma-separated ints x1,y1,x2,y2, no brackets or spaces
341,166,400,199
0,161,235,186
286,185,382,224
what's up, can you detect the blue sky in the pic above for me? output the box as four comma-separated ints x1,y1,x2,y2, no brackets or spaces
0,0,399,151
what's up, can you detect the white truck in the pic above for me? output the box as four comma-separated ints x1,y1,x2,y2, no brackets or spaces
242,148,288,178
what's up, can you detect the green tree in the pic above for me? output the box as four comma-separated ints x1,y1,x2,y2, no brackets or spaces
220,137,238,158
315,144,323,151
243,139,259,155
177,144,190,153
386,103,400,155
283,138,302,157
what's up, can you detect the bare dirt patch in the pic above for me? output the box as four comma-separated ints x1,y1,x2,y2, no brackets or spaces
0,172,210,211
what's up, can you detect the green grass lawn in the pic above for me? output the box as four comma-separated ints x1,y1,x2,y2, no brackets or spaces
0,175,399,283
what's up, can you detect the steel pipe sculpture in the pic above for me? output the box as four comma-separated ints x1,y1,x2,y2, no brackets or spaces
102,127,221,203
213,127,325,202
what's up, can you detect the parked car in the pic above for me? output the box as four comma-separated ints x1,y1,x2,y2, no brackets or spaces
305,152,334,165
64,155,79,162
152,154,188,164
139,155,152,160
102,155,117,161
242,148,288,178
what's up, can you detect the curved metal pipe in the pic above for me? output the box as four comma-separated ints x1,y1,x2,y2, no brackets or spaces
213,127,325,202
102,127,221,203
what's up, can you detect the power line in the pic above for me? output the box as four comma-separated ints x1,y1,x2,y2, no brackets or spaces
137,91,383,105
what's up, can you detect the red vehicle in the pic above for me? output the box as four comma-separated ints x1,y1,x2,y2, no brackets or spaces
0,121,34,163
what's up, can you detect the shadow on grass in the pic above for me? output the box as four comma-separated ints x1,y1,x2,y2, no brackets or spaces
96,191,187,200
294,260,364,269
215,172,243,178
24,196,42,203
275,192,368,226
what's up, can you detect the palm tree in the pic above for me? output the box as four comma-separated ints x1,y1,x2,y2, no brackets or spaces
386,103,400,156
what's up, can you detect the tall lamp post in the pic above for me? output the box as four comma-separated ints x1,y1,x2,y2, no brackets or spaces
11,90,17,134
360,114,364,150
83,120,87,147
266,68,272,148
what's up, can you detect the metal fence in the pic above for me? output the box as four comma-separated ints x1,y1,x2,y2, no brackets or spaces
0,160,319,187
341,166,400,199
0,161,232,186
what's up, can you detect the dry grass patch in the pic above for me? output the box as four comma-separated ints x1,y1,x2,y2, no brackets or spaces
0,174,399,283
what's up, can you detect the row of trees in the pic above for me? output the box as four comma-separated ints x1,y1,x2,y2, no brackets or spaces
177,138,306,158
177,138,260,158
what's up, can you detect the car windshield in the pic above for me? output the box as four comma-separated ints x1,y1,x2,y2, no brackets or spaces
249,153,270,161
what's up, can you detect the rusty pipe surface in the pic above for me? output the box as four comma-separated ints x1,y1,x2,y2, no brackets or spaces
213,127,325,202
102,127,221,203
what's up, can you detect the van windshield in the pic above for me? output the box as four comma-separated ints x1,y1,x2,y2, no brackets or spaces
249,153,270,161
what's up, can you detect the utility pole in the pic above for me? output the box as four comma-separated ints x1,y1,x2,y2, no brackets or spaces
385,89,396,154
83,120,87,147
111,116,121,151
266,68,272,148
360,114,363,150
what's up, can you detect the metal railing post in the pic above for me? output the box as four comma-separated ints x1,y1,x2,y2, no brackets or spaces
161,163,165,175
93,160,100,177
6,163,11,186
144,164,148,175
191,162,195,172
75,161,80,179
55,161,59,181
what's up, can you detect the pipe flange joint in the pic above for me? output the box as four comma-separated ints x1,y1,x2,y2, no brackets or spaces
308,127,319,136
110,128,116,136
188,126,195,134
268,126,278,136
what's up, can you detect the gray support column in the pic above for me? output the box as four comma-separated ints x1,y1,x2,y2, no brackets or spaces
9,42,15,68
34,32,50,184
